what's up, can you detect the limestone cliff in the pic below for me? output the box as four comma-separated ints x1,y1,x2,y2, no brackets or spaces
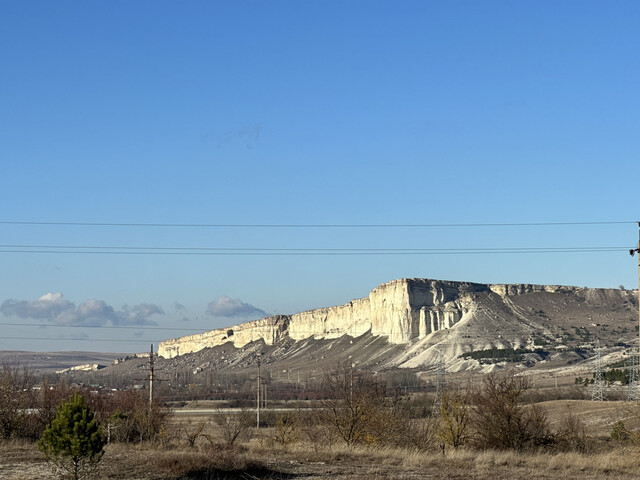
158,278,636,359
159,278,493,358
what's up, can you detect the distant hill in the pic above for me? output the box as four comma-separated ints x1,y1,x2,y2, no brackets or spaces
20,277,634,396
0,351,127,374
76,278,640,390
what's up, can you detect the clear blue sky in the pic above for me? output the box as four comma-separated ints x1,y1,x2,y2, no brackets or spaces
1,1,638,353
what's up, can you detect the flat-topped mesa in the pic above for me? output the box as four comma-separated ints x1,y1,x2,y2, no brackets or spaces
159,279,488,358
158,278,592,359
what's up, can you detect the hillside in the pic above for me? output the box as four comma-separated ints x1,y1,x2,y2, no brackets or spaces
71,278,639,390
0,351,127,374
157,278,638,366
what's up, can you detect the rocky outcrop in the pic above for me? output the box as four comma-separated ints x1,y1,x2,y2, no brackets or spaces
158,278,624,359
159,315,290,359
488,284,571,296
160,278,483,358
56,363,105,374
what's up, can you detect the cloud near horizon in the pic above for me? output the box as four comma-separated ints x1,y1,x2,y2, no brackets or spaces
206,296,267,318
172,301,185,311
0,293,164,326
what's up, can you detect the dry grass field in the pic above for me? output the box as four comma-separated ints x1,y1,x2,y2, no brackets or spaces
4,398,640,480
4,437,640,480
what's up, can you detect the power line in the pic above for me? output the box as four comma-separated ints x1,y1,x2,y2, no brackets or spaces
0,220,635,228
0,322,210,332
0,336,157,343
0,244,630,251
0,245,630,256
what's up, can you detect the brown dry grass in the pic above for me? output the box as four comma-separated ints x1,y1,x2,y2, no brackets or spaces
3,439,640,479
5,399,640,480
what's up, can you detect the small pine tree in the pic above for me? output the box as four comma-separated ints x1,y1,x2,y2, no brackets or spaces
38,393,106,480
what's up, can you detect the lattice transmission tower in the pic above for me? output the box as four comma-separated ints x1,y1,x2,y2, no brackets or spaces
628,342,639,402
432,358,447,416
591,340,607,401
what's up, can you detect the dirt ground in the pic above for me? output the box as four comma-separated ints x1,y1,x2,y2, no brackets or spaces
4,439,640,480
5,399,640,480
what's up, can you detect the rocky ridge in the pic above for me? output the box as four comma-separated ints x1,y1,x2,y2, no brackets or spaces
158,278,635,363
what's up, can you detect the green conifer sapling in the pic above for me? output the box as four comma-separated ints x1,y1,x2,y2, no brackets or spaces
38,393,106,480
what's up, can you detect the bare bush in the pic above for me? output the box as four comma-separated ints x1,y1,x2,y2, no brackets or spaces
315,365,439,449
299,408,336,452
181,419,206,448
37,379,73,431
106,390,170,443
404,416,437,450
436,388,471,449
272,411,299,446
214,409,253,446
471,373,551,451
0,365,38,440
555,413,590,452
320,365,388,446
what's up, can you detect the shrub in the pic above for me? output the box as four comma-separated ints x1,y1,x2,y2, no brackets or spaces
555,413,590,452
436,389,471,449
215,408,253,446
299,408,336,452
611,420,630,443
106,390,169,443
471,373,550,450
181,419,206,448
320,365,388,446
38,393,106,480
0,365,38,440
272,411,299,446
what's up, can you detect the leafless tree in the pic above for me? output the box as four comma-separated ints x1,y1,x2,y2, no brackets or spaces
214,409,253,446
272,411,299,446
471,373,550,450
106,390,170,443
320,364,400,446
0,365,37,439
436,388,471,449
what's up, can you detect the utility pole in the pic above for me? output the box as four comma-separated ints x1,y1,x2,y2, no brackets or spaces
149,344,154,408
592,340,607,401
630,222,640,399
627,346,639,402
256,355,261,429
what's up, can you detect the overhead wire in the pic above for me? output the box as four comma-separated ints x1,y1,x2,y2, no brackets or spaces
0,219,635,346
0,336,157,343
0,220,636,228
0,322,211,332
0,244,631,256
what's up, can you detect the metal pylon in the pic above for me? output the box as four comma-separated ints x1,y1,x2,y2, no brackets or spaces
591,340,607,401
627,342,639,402
432,358,447,416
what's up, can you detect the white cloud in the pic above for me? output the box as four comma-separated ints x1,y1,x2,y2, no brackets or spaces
1,292,71,321
206,296,267,318
1,293,164,326
118,304,164,326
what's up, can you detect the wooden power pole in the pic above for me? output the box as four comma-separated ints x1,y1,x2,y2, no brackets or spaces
149,344,155,408
630,222,640,397
256,356,261,429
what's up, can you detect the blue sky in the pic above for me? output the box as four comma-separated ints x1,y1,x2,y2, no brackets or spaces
1,1,638,353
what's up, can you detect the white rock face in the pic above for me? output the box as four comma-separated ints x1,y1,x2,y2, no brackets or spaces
158,278,560,359
55,363,105,374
